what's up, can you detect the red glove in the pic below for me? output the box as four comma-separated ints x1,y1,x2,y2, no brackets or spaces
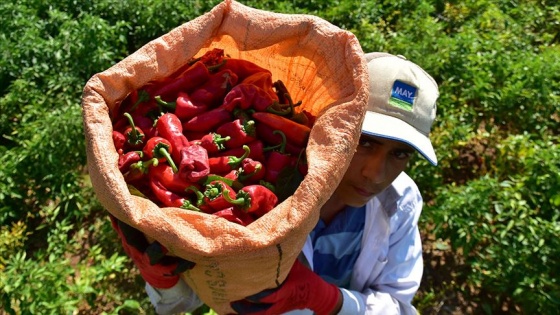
230,259,342,315
110,215,195,289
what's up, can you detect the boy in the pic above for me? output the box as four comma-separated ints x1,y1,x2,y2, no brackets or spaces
115,52,440,315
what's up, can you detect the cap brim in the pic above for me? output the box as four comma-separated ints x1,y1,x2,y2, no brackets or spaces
361,111,437,166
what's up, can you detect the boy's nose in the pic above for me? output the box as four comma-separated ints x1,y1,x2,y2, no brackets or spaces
361,153,387,184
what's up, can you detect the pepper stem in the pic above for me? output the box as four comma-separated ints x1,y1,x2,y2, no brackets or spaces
207,59,227,72
243,120,256,136
213,133,231,151
272,130,287,154
154,144,178,173
203,175,234,187
124,112,142,144
181,199,201,212
259,180,276,193
221,188,248,207
186,186,204,207
228,145,251,167
266,100,292,116
130,158,159,174
154,96,177,111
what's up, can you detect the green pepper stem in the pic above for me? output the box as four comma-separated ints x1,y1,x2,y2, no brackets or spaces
181,199,201,212
213,134,231,150
229,145,250,166
203,175,234,187
124,112,141,142
207,59,227,72
266,101,292,116
243,120,256,136
154,96,177,111
186,185,204,206
130,158,159,174
263,143,282,152
272,130,287,154
221,188,247,206
154,144,178,173
259,180,276,193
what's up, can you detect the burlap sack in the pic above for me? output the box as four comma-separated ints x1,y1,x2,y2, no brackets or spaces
82,0,368,313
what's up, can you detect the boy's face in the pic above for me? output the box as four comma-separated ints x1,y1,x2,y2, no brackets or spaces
331,135,415,208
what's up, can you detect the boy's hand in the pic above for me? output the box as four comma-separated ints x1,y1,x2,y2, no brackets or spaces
230,259,342,315
110,215,195,289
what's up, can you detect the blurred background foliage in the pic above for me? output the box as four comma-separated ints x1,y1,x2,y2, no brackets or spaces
1,0,558,314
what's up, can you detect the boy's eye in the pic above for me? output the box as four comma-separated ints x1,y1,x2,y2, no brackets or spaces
358,139,373,148
393,150,413,160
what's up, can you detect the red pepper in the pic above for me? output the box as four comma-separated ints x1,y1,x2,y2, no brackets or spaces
147,61,210,102
134,114,158,139
296,150,309,177
181,107,232,133
113,131,126,152
218,140,265,162
189,69,238,108
224,169,240,181
216,118,256,149
187,181,238,213
290,110,316,128
264,131,296,184
114,111,156,138
148,163,198,195
123,112,145,148
183,131,206,142
212,207,255,226
252,112,311,147
193,132,230,154
125,157,159,183
204,180,239,212
220,83,277,112
118,150,142,173
241,71,278,101
239,158,265,183
115,89,151,119
208,145,250,175
222,184,278,216
149,178,200,210
128,89,152,113
156,113,190,164
196,48,226,68
221,57,272,81
143,137,178,173
175,92,209,120
178,144,210,182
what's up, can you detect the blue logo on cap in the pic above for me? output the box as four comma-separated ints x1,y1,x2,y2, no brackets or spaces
389,80,416,111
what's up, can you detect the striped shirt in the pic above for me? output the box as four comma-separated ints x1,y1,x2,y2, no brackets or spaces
309,205,366,288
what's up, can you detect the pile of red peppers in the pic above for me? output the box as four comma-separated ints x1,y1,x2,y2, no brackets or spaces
111,49,315,226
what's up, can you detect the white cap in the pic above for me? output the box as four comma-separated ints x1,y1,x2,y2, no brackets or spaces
362,52,439,165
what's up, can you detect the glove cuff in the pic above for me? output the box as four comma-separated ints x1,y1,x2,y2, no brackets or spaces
311,282,342,315
140,269,180,289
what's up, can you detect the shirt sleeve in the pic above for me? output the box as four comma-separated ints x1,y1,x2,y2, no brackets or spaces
145,278,204,315
339,226,423,315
